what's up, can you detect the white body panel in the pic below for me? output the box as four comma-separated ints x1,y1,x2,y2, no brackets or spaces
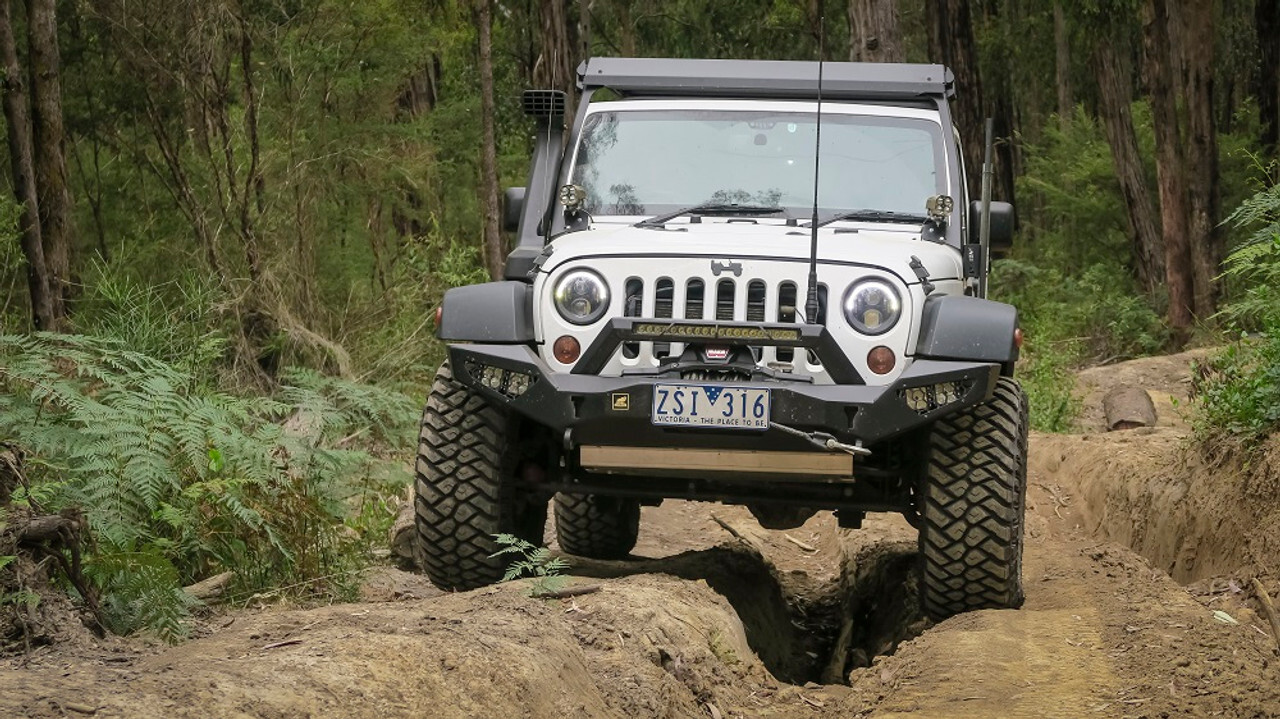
533,98,967,386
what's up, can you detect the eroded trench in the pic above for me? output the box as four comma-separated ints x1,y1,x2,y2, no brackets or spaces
573,536,926,686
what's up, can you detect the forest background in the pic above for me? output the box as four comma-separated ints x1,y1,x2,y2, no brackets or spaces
2,0,1280,641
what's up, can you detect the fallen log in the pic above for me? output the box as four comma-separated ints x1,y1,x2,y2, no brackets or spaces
13,513,79,544
389,485,417,568
185,571,236,603
1102,385,1157,431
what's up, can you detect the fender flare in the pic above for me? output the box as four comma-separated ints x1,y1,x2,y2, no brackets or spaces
439,282,534,343
915,294,1019,366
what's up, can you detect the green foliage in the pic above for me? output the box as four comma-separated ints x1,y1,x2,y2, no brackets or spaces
997,109,1170,431
71,258,230,381
1193,183,1280,441
0,333,415,639
1017,350,1082,434
491,534,571,597
1015,107,1140,275
1192,337,1280,441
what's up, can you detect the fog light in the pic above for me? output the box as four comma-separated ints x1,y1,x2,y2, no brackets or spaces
867,346,896,375
553,335,581,364
464,360,536,399
904,386,930,412
899,380,969,415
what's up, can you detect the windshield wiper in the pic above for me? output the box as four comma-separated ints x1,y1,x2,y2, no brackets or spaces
636,202,786,228
810,209,930,229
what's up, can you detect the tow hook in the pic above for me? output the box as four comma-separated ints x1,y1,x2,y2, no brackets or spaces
769,422,871,456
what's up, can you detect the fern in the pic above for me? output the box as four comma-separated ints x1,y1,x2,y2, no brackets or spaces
1194,183,1280,441
491,534,571,597
0,332,414,640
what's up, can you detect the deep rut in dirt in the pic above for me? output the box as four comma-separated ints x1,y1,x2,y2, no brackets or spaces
571,533,926,686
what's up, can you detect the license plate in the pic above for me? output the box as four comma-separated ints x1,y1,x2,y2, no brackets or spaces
651,383,770,430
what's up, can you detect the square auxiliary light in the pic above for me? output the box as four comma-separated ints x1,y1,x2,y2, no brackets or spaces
900,380,969,414
466,360,536,399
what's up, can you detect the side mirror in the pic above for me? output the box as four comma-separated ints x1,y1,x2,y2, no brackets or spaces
502,187,526,233
968,200,1015,253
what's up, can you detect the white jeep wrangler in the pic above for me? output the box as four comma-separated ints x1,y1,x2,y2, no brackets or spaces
416,58,1027,620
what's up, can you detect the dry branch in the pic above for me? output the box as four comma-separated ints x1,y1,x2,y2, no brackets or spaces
1252,578,1280,652
783,533,817,552
532,585,602,600
710,513,767,557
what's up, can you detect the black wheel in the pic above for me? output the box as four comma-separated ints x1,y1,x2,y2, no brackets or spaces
553,493,641,559
918,376,1028,621
414,362,547,591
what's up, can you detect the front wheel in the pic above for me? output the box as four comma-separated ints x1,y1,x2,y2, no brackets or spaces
414,362,547,591
918,376,1029,621
553,493,641,560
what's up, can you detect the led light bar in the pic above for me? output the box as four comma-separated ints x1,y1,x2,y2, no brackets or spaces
630,323,803,343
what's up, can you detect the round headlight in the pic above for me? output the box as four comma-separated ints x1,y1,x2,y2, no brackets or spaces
843,279,902,335
554,269,610,325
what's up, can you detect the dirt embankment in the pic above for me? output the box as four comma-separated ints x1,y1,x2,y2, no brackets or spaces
3,350,1280,718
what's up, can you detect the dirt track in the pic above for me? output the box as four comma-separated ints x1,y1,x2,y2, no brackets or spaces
3,352,1280,718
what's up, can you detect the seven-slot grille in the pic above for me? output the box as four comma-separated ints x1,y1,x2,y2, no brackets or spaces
621,276,828,369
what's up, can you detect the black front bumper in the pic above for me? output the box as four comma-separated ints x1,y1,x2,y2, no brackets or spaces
447,341,999,453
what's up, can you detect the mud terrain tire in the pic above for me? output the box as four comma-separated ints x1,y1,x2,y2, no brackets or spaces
554,493,641,559
415,362,546,591
919,376,1028,620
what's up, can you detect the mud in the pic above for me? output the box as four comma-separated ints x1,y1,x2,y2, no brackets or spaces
2,349,1280,718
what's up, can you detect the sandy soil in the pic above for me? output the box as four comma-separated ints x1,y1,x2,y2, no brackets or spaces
3,350,1279,718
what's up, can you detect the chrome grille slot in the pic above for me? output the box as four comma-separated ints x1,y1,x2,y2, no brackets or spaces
808,284,828,367
685,279,705,319
654,278,674,319
777,282,797,363
623,278,643,359
654,278,674,358
746,280,767,322
715,279,735,321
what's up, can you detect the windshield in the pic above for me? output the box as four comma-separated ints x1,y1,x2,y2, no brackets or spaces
569,106,946,218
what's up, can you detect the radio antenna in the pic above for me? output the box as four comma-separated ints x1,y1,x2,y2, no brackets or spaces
804,5,825,324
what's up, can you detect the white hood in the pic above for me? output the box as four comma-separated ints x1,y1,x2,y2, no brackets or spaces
539,218,963,283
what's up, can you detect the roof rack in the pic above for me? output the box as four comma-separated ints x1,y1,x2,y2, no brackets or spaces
577,57,954,101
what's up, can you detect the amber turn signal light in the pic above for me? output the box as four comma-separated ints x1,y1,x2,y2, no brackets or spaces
867,346,896,375
433,306,443,328
553,335,581,364
1014,327,1024,349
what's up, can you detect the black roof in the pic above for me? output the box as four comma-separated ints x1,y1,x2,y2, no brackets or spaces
578,57,954,101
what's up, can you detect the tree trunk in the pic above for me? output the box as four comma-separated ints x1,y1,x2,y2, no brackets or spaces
1053,2,1072,121
925,0,985,200
236,10,264,284
1177,1,1221,319
534,0,577,119
1141,0,1193,333
477,0,503,280
26,0,71,323
1257,0,1279,162
847,0,902,62
1093,39,1164,294
0,0,55,330
616,0,636,57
